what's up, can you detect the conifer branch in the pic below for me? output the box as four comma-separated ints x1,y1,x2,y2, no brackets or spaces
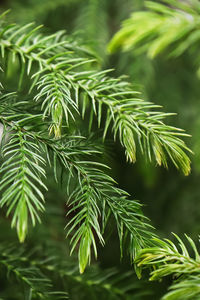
0,124,47,242
42,139,155,272
0,17,192,174
136,234,200,299
108,0,200,61
0,14,193,275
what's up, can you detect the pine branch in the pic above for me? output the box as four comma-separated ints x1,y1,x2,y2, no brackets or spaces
41,139,156,273
75,71,192,173
162,275,200,300
108,0,200,60
35,71,79,138
135,233,200,299
0,17,191,174
0,101,155,272
30,232,153,300
0,14,193,277
0,124,47,242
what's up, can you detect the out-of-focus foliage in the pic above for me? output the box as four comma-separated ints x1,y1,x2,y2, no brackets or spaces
0,241,151,300
108,1,200,60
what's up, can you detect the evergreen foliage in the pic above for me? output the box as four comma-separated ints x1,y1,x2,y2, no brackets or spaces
0,13,161,271
0,1,199,299
0,241,150,299
136,234,200,299
108,0,200,63
108,0,200,298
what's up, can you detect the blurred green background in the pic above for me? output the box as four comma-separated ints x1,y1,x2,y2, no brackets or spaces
0,0,200,299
